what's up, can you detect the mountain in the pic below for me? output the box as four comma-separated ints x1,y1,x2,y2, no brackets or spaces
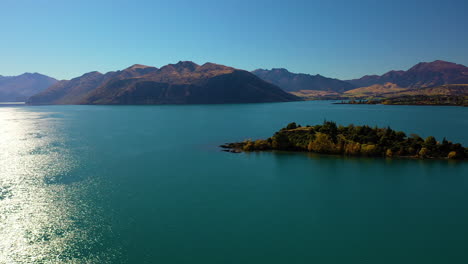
252,68,355,93
28,65,159,105
28,62,299,105
347,60,468,88
0,73,57,102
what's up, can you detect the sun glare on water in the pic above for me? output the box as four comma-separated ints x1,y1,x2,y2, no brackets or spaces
0,107,115,263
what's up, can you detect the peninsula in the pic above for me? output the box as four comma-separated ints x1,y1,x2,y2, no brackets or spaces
221,121,468,160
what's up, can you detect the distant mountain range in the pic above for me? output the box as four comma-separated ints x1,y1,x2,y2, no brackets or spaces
28,62,298,105
7,59,468,104
252,60,468,99
346,60,468,88
252,68,355,93
0,73,57,102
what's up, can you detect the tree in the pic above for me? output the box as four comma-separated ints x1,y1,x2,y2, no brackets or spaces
419,147,429,158
448,151,458,159
254,139,271,150
243,140,255,151
344,141,361,155
319,121,338,141
272,133,291,149
286,122,298,130
386,149,393,157
308,132,335,153
361,144,379,156
424,136,437,147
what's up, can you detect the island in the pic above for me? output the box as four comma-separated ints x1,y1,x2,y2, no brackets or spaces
221,121,468,160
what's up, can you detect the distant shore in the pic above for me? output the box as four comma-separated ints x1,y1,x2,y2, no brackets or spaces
331,95,468,107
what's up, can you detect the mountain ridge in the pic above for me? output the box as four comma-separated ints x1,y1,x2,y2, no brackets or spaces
347,60,468,88
0,73,57,102
252,68,355,93
28,61,299,105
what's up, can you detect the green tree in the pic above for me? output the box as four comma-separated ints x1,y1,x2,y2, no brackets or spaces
319,121,338,141
424,136,437,147
286,122,298,130
272,133,291,149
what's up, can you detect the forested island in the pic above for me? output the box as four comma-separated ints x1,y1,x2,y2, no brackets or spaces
221,122,468,160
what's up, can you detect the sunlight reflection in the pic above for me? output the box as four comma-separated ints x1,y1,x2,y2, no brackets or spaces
0,107,114,263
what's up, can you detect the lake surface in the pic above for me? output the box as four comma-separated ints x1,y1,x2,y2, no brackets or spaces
1,101,467,263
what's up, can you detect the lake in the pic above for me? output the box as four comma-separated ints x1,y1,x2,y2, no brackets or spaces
1,101,467,263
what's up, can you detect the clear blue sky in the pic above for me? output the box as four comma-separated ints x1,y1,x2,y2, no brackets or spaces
2,0,467,80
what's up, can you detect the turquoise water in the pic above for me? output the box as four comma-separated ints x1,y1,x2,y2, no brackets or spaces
0,101,467,263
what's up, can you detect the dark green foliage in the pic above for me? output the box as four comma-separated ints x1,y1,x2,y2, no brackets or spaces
272,132,293,149
285,122,298,130
319,121,338,141
227,121,468,160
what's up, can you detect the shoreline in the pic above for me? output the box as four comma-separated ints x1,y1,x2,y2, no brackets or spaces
220,144,466,161
220,121,468,161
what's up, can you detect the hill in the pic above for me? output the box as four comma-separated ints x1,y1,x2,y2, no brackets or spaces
289,90,341,100
344,83,407,97
0,73,57,102
28,62,299,105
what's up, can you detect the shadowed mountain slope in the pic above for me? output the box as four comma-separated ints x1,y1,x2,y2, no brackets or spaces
252,68,355,93
28,62,298,105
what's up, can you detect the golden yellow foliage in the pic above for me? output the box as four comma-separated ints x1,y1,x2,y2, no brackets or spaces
308,133,335,153
386,149,393,157
448,151,458,159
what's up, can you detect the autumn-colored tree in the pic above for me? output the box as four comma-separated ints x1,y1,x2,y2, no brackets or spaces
361,144,379,156
243,140,255,151
419,147,429,158
308,132,335,153
386,149,393,157
448,151,459,159
344,141,361,155
254,139,271,150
